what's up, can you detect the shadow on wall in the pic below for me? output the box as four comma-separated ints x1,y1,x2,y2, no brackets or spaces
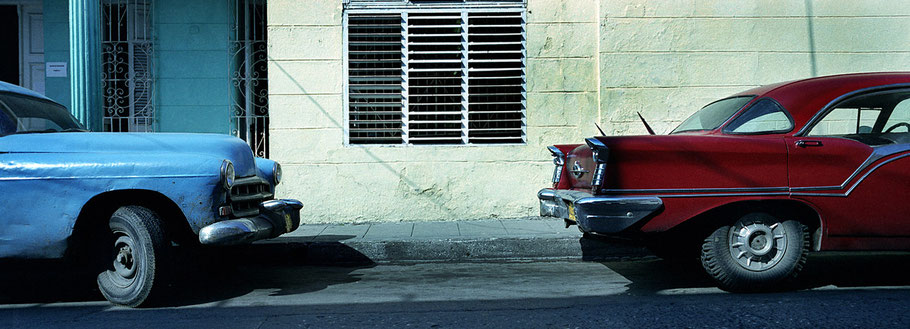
805,0,818,77
269,59,461,219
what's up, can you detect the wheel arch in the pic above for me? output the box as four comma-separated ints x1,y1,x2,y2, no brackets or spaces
661,199,824,251
68,189,196,257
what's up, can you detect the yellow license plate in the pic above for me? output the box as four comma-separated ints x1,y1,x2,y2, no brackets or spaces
567,203,577,221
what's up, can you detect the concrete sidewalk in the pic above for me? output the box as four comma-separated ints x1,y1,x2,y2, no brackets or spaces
258,217,650,264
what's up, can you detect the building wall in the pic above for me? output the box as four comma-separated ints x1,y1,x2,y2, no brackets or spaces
41,0,231,133
599,0,910,135
43,0,69,108
270,0,910,224
155,0,231,133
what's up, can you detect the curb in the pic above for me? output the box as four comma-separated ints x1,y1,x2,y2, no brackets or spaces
250,236,651,265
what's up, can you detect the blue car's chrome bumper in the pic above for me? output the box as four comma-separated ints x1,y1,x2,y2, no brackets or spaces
538,189,662,234
198,199,303,245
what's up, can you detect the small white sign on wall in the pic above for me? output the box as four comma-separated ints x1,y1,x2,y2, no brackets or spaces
46,62,67,77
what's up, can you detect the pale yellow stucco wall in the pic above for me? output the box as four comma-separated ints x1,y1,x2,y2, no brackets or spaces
268,0,910,224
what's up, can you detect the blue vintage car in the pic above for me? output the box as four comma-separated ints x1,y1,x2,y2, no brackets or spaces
0,81,303,307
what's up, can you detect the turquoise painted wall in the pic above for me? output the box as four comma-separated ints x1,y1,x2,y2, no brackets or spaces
41,0,231,134
43,0,70,110
155,0,231,133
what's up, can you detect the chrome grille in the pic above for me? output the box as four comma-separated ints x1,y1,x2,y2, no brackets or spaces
229,176,273,218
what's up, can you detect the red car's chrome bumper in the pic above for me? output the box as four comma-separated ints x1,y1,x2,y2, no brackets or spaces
538,189,663,234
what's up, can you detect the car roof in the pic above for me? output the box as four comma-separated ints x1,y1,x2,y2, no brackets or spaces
0,81,56,102
732,72,910,133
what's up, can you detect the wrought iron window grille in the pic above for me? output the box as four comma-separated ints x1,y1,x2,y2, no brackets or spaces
101,0,155,133
230,0,270,157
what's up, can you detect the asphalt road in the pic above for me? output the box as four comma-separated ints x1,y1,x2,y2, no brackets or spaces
2,251,910,328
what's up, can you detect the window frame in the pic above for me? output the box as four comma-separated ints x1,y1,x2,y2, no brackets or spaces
100,0,156,133
669,95,756,134
882,98,910,133
722,97,795,135
796,84,910,137
342,2,527,147
0,91,85,136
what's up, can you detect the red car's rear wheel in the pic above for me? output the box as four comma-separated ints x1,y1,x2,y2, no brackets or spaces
701,212,809,292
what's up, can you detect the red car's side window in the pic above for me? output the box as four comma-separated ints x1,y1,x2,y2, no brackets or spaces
806,88,910,145
724,98,794,135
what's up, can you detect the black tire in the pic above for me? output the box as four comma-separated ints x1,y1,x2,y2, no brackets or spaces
96,206,168,307
700,212,809,292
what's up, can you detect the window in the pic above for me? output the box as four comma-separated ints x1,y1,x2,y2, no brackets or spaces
807,88,910,145
724,98,793,134
230,0,270,157
883,99,910,133
808,107,880,136
344,0,526,145
671,96,754,134
0,93,83,135
101,0,155,132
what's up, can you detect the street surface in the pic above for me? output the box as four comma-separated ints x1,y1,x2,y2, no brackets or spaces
2,251,910,328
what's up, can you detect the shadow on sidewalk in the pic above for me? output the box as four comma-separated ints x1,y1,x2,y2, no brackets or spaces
0,235,373,307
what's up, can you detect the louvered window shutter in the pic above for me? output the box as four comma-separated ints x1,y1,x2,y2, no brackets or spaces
346,1,525,145
347,14,405,144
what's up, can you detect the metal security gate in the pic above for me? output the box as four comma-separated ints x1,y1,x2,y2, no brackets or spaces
230,0,269,157
101,0,155,132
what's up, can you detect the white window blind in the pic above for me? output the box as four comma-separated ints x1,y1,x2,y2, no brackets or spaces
345,2,526,145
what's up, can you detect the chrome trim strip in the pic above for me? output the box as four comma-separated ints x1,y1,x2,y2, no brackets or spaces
789,186,841,192
790,145,910,192
0,174,218,181
547,146,564,157
794,83,910,136
603,187,789,194
793,152,910,197
845,154,908,195
650,192,790,198
547,146,909,199
585,137,607,149
575,196,663,206
790,193,840,197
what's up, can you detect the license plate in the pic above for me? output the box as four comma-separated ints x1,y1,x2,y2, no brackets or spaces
567,203,576,221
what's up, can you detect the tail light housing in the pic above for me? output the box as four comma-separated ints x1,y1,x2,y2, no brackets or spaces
585,138,609,192
547,146,565,188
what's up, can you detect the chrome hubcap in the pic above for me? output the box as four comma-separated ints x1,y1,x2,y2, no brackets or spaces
112,235,137,279
729,219,787,271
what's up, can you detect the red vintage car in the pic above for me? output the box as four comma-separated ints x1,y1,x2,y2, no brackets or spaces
539,72,910,291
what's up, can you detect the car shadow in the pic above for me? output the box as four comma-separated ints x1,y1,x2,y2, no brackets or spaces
0,235,375,307
596,251,910,295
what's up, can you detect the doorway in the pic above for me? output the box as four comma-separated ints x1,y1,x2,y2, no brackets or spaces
0,5,19,85
0,1,43,93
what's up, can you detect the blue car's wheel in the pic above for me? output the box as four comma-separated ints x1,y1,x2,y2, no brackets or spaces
96,206,167,307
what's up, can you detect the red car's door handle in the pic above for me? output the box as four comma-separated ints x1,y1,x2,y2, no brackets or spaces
795,140,824,147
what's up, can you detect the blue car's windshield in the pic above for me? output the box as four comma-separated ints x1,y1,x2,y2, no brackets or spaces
671,96,755,134
0,93,85,135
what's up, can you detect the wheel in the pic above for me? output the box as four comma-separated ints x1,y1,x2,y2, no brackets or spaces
96,206,168,307
700,212,809,292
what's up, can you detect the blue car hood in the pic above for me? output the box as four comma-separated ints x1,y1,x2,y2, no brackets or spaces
0,132,257,177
